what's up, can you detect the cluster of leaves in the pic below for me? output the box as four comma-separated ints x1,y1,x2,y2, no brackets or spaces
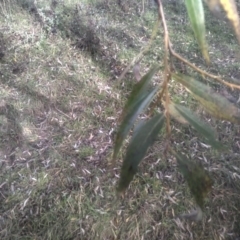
112,0,240,221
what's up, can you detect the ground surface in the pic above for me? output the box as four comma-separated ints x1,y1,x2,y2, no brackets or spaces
0,0,240,239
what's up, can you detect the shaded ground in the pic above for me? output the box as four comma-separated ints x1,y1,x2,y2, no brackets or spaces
0,0,240,239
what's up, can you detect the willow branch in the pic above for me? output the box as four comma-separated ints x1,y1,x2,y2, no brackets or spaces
168,43,240,90
156,0,171,136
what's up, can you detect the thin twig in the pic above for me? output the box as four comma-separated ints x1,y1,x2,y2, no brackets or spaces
157,0,171,137
168,43,240,90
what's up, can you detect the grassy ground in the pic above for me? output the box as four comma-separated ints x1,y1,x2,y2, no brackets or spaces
0,0,240,239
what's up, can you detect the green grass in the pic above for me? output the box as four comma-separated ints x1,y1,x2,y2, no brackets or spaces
0,0,240,239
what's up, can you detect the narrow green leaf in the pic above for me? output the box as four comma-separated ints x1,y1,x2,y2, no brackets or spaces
117,113,164,193
174,152,213,209
113,66,159,162
132,119,146,138
174,104,222,149
185,0,209,63
173,73,240,124
166,101,189,125
122,65,159,119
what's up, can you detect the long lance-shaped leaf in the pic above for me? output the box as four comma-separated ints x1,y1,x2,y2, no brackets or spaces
117,113,164,193
174,104,222,149
121,65,159,120
113,66,159,162
185,0,209,63
113,87,158,162
164,100,189,125
173,73,240,124
174,152,213,209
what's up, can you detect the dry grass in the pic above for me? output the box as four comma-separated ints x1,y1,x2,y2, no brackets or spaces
0,0,240,239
